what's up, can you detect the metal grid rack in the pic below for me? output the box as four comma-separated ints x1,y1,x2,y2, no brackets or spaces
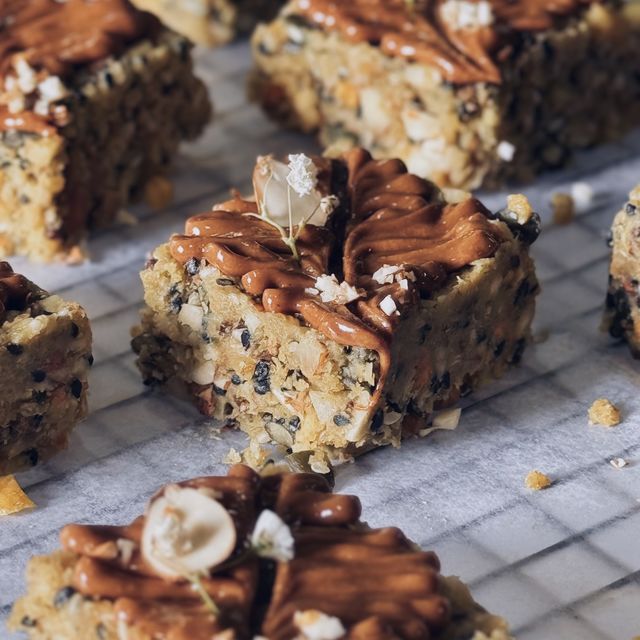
2,41,640,639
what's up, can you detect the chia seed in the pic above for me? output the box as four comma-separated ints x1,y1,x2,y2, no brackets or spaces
241,329,251,350
333,413,350,426
231,373,242,385
6,343,23,355
253,361,271,395
31,370,46,382
70,379,83,398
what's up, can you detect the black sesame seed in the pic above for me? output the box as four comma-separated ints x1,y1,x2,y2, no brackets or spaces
213,384,226,396
370,409,384,432
54,586,76,608
241,329,251,350
231,373,242,385
70,322,80,338
87,354,95,366
288,416,301,431
511,338,527,364
21,616,37,628
29,415,43,429
333,413,350,426
216,278,235,287
25,448,38,466
33,390,47,404
6,343,23,355
430,374,441,394
625,203,637,215
494,340,506,357
441,372,451,390
30,369,46,382
253,361,271,395
70,379,83,398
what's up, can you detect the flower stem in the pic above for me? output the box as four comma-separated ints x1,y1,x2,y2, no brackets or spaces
190,574,220,616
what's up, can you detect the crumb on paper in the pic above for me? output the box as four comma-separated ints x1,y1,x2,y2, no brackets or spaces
223,448,242,465
0,475,36,516
588,398,621,427
609,457,628,469
144,175,174,211
551,192,575,226
525,470,552,490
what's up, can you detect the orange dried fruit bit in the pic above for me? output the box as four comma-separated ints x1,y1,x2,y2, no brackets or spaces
0,475,36,516
525,470,552,491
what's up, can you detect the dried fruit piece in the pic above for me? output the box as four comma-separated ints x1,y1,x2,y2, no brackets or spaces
525,470,552,491
0,475,36,515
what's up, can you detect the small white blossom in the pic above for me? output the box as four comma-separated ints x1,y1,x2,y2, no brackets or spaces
294,610,346,640
251,509,294,562
571,182,594,213
319,195,339,217
497,140,516,162
379,295,398,316
314,274,361,305
287,154,319,197
441,0,493,29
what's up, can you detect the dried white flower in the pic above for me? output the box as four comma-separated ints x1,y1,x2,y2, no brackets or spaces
497,140,516,162
287,154,319,197
571,182,594,213
379,295,398,316
319,195,339,217
294,610,346,640
251,509,294,562
314,274,361,305
441,0,493,29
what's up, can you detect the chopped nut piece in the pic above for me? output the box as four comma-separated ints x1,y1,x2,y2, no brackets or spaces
144,175,174,211
525,470,552,490
588,398,621,427
506,194,533,224
0,475,36,516
609,457,628,469
551,192,575,225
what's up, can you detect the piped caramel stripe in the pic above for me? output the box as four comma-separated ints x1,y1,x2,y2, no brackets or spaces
290,0,598,84
0,0,157,79
0,261,31,316
0,0,159,133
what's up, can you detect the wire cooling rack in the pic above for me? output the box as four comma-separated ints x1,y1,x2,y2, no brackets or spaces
2,41,640,640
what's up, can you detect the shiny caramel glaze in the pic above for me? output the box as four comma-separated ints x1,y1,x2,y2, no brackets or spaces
289,0,598,84
0,0,158,133
0,261,31,317
169,148,506,411
59,464,451,639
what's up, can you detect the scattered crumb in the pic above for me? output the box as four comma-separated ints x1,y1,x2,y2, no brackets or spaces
0,475,36,515
223,448,242,465
144,175,174,210
570,182,594,212
64,244,87,265
506,194,533,224
497,140,516,162
115,208,138,226
609,457,628,469
525,470,552,491
588,398,621,427
551,192,575,225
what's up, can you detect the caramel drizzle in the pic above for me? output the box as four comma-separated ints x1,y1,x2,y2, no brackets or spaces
0,0,158,133
59,465,451,639
169,149,504,418
0,261,31,317
291,0,598,84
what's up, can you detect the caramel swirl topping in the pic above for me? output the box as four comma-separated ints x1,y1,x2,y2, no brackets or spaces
0,261,31,318
59,465,451,639
290,0,598,84
169,148,506,410
0,0,158,133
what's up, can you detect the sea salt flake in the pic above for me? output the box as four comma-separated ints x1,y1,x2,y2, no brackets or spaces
379,295,398,316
